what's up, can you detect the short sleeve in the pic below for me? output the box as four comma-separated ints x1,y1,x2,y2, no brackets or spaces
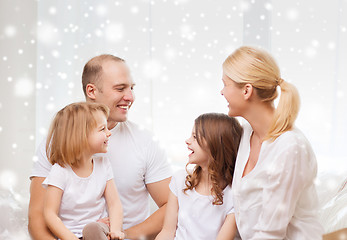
103,157,114,181
169,170,186,197
144,136,172,184
30,137,52,179
169,173,178,196
224,187,235,215
42,163,68,191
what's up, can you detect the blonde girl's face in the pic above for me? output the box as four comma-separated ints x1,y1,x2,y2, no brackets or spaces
185,127,210,168
220,73,246,117
87,111,112,154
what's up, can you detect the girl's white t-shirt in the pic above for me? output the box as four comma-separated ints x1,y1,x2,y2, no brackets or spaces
233,122,324,239
42,156,113,238
170,170,234,240
32,121,172,231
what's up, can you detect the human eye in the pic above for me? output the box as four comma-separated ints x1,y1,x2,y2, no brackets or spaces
116,87,125,92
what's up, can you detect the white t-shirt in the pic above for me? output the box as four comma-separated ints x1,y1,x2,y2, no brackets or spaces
170,170,234,240
42,156,113,238
31,121,172,229
232,122,323,240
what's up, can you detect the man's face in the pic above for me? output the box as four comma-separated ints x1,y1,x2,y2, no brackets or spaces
94,60,135,129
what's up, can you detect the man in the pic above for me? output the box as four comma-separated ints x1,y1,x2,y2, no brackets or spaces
28,55,172,240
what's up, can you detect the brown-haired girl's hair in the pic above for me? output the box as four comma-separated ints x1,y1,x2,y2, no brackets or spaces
184,113,243,205
46,102,109,168
223,46,300,141
82,54,125,97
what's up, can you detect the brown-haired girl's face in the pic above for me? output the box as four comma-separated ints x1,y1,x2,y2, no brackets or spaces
185,127,210,168
87,111,112,154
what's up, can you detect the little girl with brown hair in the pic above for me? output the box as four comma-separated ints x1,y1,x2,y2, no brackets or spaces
155,113,243,240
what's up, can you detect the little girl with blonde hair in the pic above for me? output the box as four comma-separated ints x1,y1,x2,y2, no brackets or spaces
43,102,124,240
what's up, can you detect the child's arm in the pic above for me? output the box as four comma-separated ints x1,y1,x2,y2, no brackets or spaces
104,179,125,240
44,185,79,240
216,213,237,240
155,191,178,240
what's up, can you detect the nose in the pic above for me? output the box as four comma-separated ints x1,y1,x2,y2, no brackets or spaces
185,137,191,145
220,88,224,96
106,129,112,137
123,88,135,103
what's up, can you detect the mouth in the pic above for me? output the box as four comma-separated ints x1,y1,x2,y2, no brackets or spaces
118,105,129,110
117,102,131,111
187,147,194,156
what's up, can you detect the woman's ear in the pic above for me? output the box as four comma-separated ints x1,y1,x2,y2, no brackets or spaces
85,83,97,100
243,83,253,100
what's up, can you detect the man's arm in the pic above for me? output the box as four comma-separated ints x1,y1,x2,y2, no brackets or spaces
28,177,56,240
123,177,171,240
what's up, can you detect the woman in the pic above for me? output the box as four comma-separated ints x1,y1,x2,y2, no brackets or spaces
221,46,323,239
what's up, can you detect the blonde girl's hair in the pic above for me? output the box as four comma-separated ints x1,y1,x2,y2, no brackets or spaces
46,102,109,168
184,113,243,205
223,46,300,142
82,54,125,98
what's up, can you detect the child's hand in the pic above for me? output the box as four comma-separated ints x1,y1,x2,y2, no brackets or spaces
97,217,110,227
108,230,125,240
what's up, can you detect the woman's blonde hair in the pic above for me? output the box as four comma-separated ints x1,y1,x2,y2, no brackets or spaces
223,46,300,141
46,102,109,168
184,113,243,205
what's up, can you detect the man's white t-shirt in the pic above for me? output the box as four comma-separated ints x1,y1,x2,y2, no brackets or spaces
31,121,172,229
232,122,324,239
42,156,113,238
170,170,234,240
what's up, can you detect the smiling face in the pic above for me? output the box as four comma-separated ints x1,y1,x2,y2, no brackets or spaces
185,126,210,168
87,110,112,154
93,60,135,129
220,73,246,117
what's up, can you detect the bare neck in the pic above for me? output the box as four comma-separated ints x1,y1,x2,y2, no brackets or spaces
243,102,275,141
107,120,118,130
72,153,94,178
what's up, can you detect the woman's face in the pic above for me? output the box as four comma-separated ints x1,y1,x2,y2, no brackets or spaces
220,73,245,117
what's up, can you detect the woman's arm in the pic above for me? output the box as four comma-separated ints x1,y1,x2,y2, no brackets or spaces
44,185,79,240
104,179,125,239
155,191,178,240
216,213,237,240
252,142,318,239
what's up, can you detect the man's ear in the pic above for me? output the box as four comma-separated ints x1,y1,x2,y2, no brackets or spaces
85,83,97,100
243,83,253,100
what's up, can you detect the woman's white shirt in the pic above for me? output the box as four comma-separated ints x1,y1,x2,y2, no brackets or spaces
233,122,323,240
